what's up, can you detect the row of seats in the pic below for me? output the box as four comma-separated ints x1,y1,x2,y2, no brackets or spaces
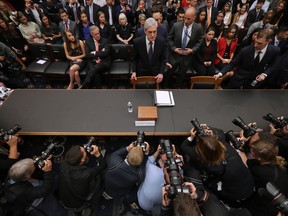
26,43,223,89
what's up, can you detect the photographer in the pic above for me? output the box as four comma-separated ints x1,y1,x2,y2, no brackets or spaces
0,135,19,181
181,126,255,210
104,141,149,206
4,158,65,216
244,140,288,216
58,144,106,214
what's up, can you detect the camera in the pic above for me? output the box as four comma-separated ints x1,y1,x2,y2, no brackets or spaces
190,119,211,136
0,124,21,142
160,139,189,199
134,131,147,152
232,116,258,137
225,130,243,150
33,136,65,168
263,113,287,129
259,182,288,214
83,136,96,153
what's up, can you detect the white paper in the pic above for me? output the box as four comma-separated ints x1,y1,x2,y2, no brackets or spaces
36,60,46,64
154,90,175,106
135,120,155,126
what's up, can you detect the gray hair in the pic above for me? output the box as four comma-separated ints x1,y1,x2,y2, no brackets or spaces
8,158,35,182
144,17,158,31
89,25,99,33
138,13,146,20
118,13,127,23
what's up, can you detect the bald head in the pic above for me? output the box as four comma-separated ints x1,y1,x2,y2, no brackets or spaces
184,7,196,26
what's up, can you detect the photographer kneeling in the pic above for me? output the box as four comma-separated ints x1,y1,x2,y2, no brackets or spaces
4,158,65,216
181,125,254,213
58,144,106,215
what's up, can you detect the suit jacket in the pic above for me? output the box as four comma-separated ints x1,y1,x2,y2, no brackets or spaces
100,4,117,26
132,36,168,76
168,21,203,62
244,21,273,40
59,19,79,40
245,8,264,27
199,6,218,24
85,36,111,64
85,3,101,24
221,44,280,88
65,4,81,22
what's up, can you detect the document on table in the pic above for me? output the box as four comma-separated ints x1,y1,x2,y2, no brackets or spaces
154,90,175,106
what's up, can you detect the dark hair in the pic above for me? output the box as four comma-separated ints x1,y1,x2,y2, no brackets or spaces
195,8,207,27
257,0,265,4
173,193,201,216
59,8,67,16
65,145,83,165
257,28,274,40
0,16,19,38
176,8,185,15
225,23,238,40
40,13,51,27
206,26,216,34
63,30,82,56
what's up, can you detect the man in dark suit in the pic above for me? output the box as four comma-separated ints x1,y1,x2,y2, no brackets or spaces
131,18,168,84
245,0,265,28
214,29,280,89
65,0,81,23
101,0,117,26
199,0,218,27
80,26,111,88
166,7,203,88
85,0,101,25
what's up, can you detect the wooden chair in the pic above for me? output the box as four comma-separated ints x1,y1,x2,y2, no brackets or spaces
190,76,222,89
130,76,160,89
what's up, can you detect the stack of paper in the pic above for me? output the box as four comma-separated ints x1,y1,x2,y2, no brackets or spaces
154,90,175,106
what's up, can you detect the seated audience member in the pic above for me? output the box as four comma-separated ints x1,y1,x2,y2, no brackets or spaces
169,8,185,30
59,144,106,213
135,13,146,31
166,7,203,88
4,158,65,216
24,0,43,26
268,0,286,26
209,11,224,40
199,0,218,27
63,30,86,89
214,29,280,89
194,27,217,76
249,0,270,13
232,3,248,29
244,140,288,216
0,135,19,182
40,0,63,23
96,11,114,43
100,0,117,27
166,0,181,26
243,11,274,41
137,144,165,212
115,0,133,25
181,126,255,208
104,142,149,205
84,0,101,25
40,14,63,44
270,26,288,48
0,17,29,63
80,26,111,89
131,18,168,84
115,13,133,44
133,0,147,26
58,9,79,41
17,12,44,43
245,0,265,28
222,1,232,29
214,24,238,70
77,11,92,41
195,7,207,32
65,0,81,23
0,42,27,89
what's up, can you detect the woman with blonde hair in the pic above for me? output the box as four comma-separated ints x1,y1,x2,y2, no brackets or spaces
115,13,133,45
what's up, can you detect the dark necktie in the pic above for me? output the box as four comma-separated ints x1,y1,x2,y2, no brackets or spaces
148,41,153,63
182,26,188,49
254,51,262,67
65,22,69,30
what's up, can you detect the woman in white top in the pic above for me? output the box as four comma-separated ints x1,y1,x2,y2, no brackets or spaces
223,1,232,28
233,3,248,29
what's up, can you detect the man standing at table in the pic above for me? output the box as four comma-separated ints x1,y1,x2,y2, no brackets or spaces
131,18,168,84
214,29,279,89
165,7,203,88
80,26,111,89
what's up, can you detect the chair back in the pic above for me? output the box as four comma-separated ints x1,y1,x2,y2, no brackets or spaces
110,44,132,61
49,44,67,61
131,76,159,89
28,43,50,60
190,76,222,89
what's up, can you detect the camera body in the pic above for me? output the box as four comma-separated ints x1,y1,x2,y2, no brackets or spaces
232,116,258,137
263,113,287,129
83,136,96,153
190,119,211,136
33,143,57,168
225,130,243,150
134,131,147,152
0,124,21,142
160,139,189,199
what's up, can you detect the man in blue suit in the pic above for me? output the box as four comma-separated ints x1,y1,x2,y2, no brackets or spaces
131,18,168,84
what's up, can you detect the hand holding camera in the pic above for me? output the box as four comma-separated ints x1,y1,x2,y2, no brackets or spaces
41,159,52,172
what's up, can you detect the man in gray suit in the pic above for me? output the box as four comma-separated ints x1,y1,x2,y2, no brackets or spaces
59,9,79,41
165,7,203,88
